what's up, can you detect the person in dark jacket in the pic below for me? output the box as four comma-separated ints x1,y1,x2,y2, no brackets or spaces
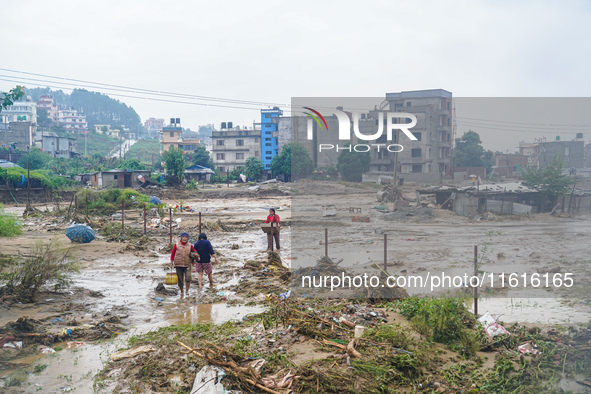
193,233,218,290
265,208,280,250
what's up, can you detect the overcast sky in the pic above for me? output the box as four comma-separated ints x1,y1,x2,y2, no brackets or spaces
1,0,590,151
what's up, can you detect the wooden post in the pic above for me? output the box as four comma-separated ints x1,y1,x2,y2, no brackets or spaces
85,195,89,222
66,193,75,217
474,245,478,316
121,199,125,231
325,228,328,257
169,208,172,244
74,194,77,215
270,221,274,252
384,233,387,271
27,161,30,208
199,212,202,234
143,204,147,235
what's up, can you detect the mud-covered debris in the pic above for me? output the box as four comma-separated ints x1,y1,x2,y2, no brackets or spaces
111,344,157,361
155,282,178,296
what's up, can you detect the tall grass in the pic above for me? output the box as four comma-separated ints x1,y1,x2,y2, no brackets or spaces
0,203,22,237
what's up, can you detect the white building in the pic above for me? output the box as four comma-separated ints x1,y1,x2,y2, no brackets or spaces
57,109,88,133
36,95,59,122
1,100,37,125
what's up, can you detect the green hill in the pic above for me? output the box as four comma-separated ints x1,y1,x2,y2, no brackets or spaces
27,87,142,132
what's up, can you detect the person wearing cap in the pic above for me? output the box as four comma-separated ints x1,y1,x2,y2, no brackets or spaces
265,208,280,250
170,232,198,297
193,233,218,290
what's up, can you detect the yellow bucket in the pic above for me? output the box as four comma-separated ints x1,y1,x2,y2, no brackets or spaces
165,272,178,285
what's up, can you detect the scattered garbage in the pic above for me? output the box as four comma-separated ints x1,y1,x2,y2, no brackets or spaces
66,224,96,244
66,341,87,349
40,347,56,354
192,365,228,394
478,312,510,337
2,340,23,349
111,344,157,361
354,325,365,338
518,341,540,355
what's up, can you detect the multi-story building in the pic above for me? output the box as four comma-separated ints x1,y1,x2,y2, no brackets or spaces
1,100,37,125
520,139,585,170
56,108,88,133
212,129,261,174
372,89,453,183
144,118,165,131
160,120,200,154
260,107,283,170
36,95,58,122
161,124,183,153
536,140,584,169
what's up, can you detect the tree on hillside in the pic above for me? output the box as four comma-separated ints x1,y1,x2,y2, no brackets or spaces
454,131,494,172
191,145,213,168
523,155,573,210
17,149,51,170
271,143,314,181
1,86,25,112
37,109,52,126
244,157,263,181
162,146,186,182
117,159,146,171
337,143,371,182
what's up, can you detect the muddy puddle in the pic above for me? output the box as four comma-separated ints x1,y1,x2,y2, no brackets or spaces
0,215,287,392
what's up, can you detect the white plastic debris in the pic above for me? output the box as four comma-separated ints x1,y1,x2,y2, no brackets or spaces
477,312,509,337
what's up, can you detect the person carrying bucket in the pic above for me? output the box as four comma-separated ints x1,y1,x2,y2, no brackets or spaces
170,232,199,297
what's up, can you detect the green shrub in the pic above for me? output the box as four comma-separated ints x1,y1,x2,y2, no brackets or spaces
0,204,22,237
74,189,153,214
185,180,197,190
0,241,79,302
396,297,475,343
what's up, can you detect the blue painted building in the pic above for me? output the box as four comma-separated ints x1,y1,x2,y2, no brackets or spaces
260,107,283,170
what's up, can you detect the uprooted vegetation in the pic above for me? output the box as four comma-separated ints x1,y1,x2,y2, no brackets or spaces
94,296,591,393
0,241,79,303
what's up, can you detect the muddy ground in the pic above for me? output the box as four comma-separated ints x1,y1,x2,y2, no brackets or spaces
0,181,590,393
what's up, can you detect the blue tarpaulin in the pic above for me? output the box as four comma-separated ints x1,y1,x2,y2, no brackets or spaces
149,196,161,205
66,224,96,244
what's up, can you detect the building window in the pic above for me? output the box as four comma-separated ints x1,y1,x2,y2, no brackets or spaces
236,153,244,160
216,140,224,145
218,167,225,172
255,151,260,157
266,156,272,160
406,102,411,107
170,132,174,137
236,139,244,146
265,143,272,146
216,153,225,160
266,151,271,154
265,114,271,118
255,138,259,143
414,132,422,141
412,164,422,173
114,175,118,179
411,148,421,158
